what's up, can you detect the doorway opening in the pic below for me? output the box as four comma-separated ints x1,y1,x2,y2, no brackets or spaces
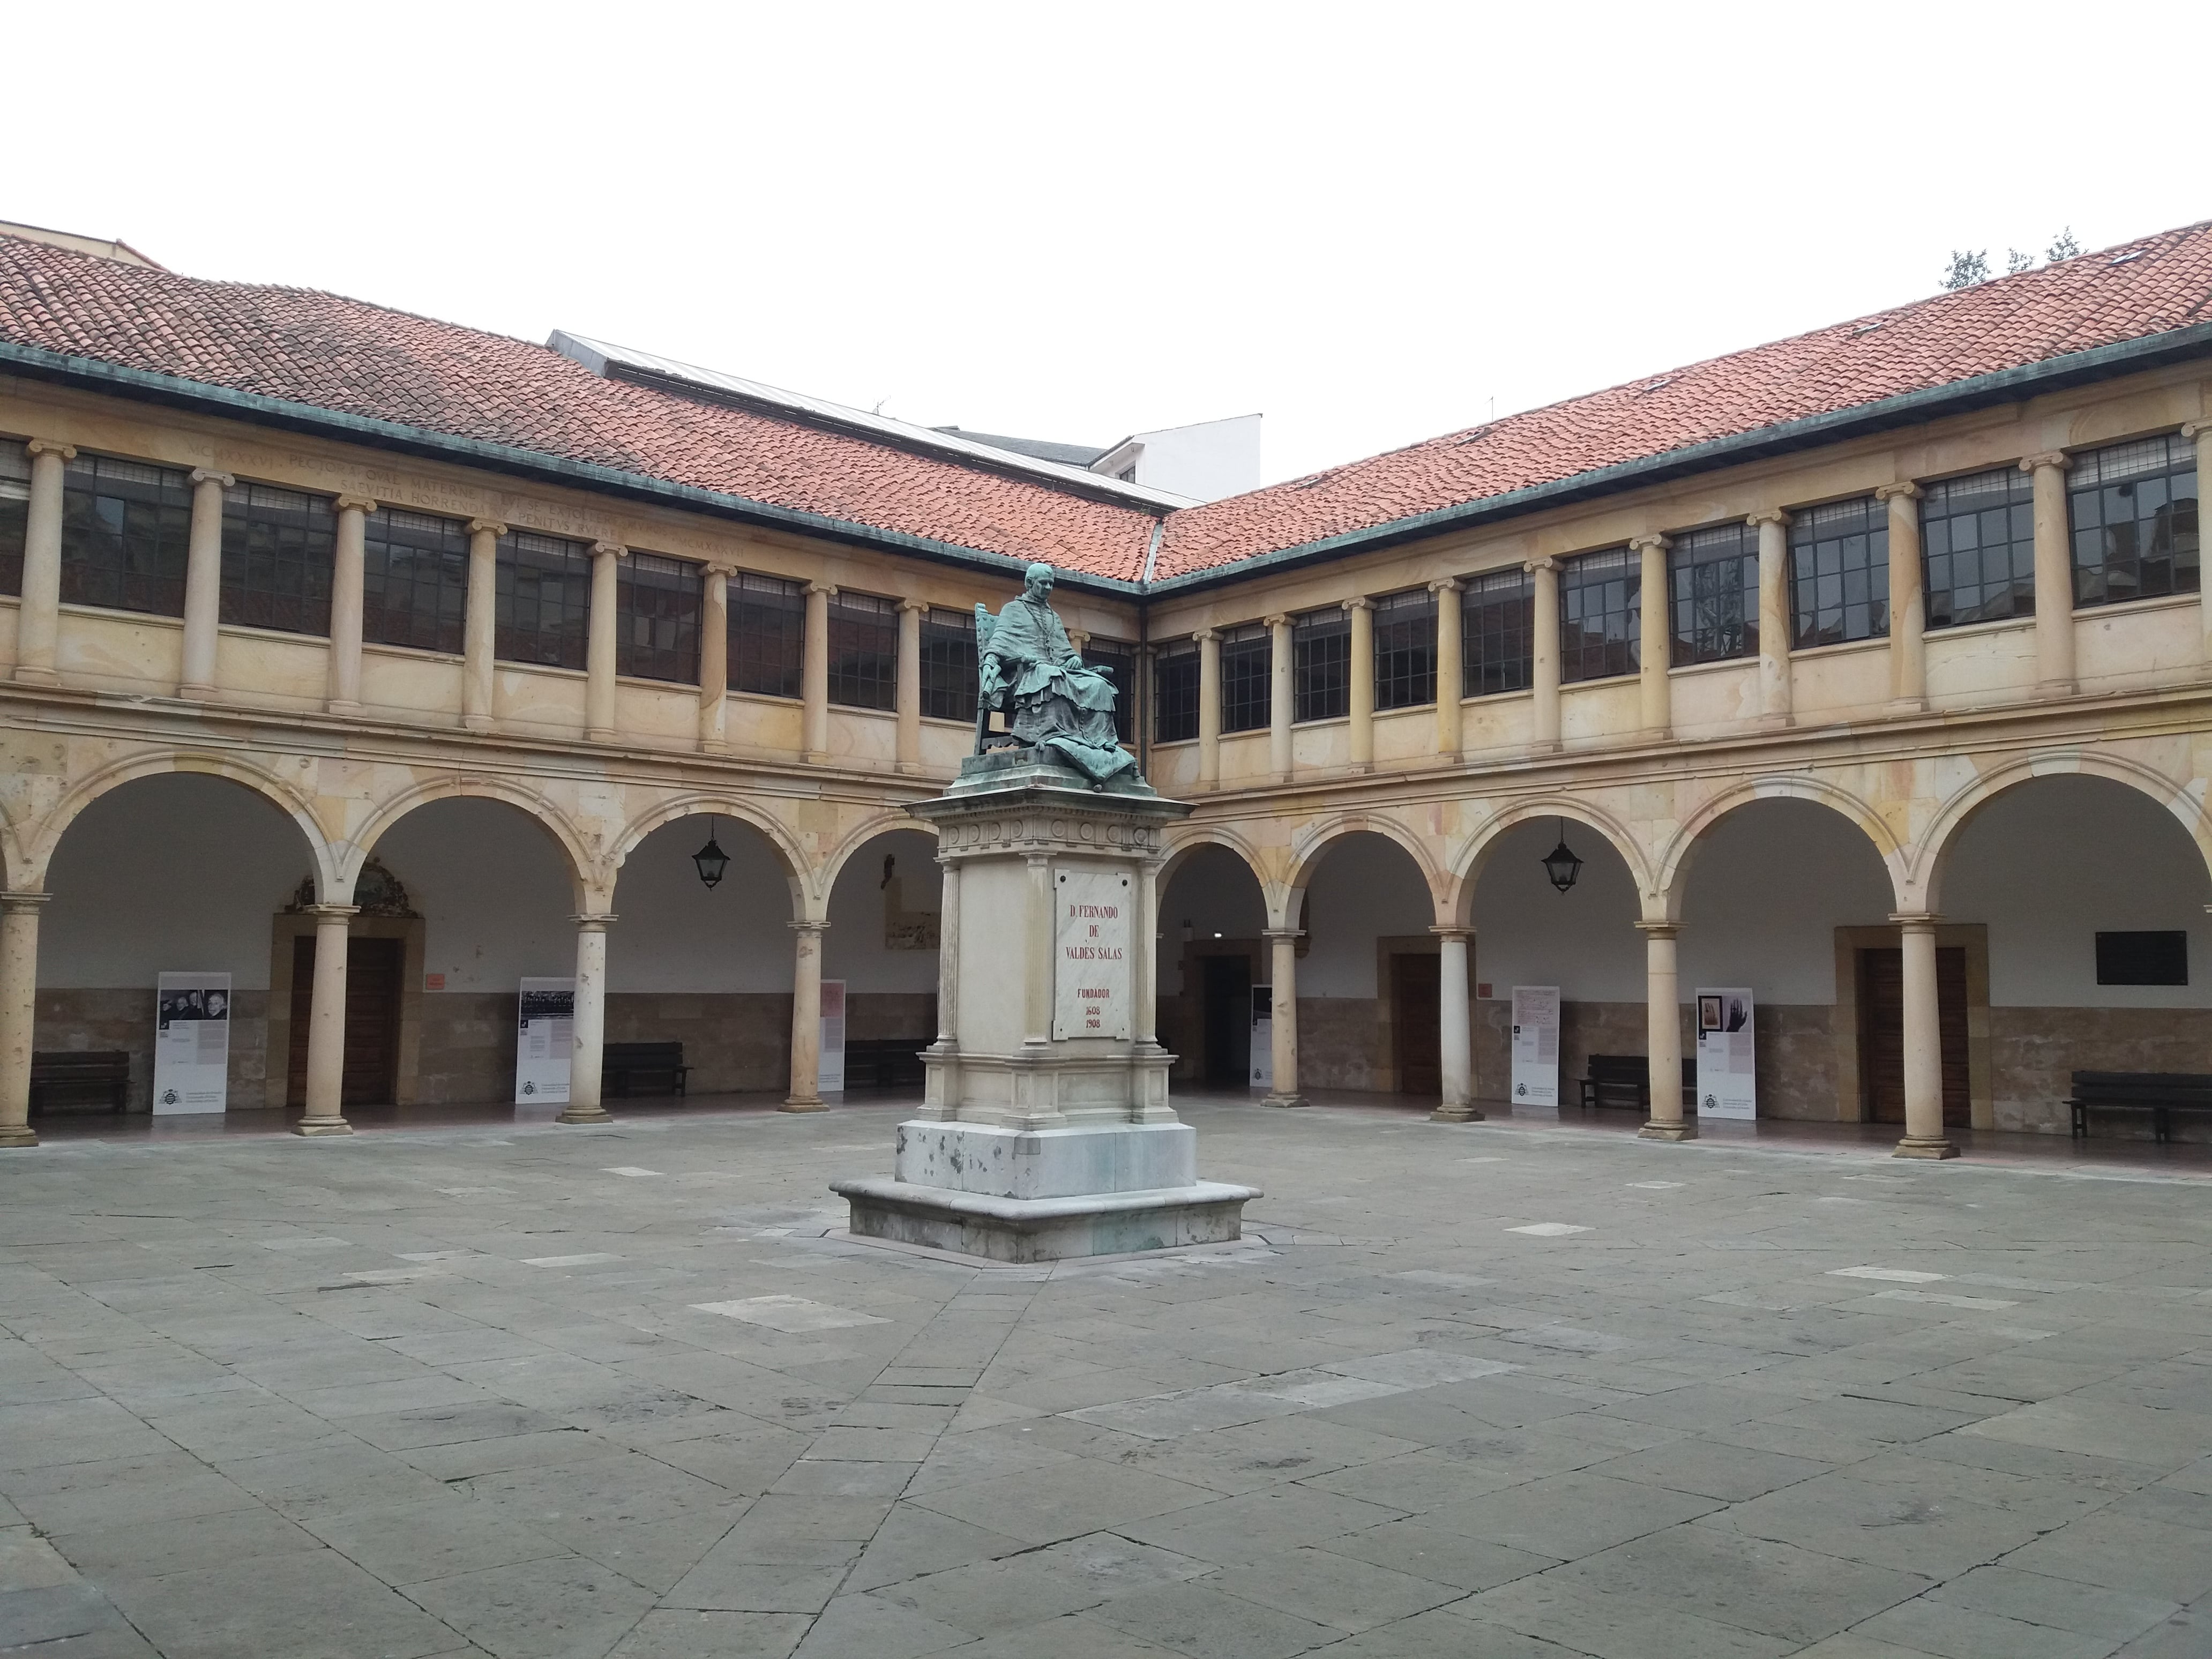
1200,954,1253,1085
287,936,403,1108
1856,945,1970,1126
1391,952,1441,1094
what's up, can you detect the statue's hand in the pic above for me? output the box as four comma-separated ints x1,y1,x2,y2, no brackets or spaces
978,659,1003,705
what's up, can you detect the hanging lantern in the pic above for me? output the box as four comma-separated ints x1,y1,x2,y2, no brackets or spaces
692,818,730,890
1541,819,1582,894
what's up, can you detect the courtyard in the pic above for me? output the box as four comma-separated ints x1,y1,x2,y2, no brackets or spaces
1,1100,2208,1659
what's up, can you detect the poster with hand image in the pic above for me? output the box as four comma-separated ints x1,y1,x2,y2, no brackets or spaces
1695,985,1756,1119
153,972,230,1114
515,978,574,1104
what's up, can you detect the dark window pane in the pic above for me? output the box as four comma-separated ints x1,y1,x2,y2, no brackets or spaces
1154,643,1200,743
617,551,701,684
729,571,804,698
828,590,896,710
1373,588,1437,709
921,607,977,722
60,453,191,617
1669,522,1758,666
0,439,27,597
1789,496,1889,648
496,531,592,670
1292,608,1350,722
1558,547,1639,683
2068,435,2198,610
1462,567,1533,696
362,509,469,653
1219,623,1271,733
1083,638,1135,743
1922,467,2036,628
220,483,334,637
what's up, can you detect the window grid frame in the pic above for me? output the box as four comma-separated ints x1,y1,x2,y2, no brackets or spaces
1372,588,1438,711
1461,567,1534,697
1154,642,1201,743
495,529,593,671
827,589,898,712
1921,466,2037,630
219,482,335,638
1292,609,1351,723
614,550,703,685
1083,638,1136,744
1788,496,1890,649
0,439,28,597
728,571,805,699
1558,547,1640,684
2068,434,2200,610
920,606,978,722
1218,622,1272,734
1668,522,1759,667
360,507,470,655
59,452,193,619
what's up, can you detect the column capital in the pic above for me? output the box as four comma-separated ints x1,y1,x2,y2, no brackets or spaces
1633,920,1679,938
337,495,380,515
189,468,235,490
1745,508,1790,529
589,541,627,560
302,903,360,921
1192,626,1219,642
788,918,829,935
1262,612,1291,630
806,580,837,598
1628,533,1671,554
571,911,619,930
1341,595,1373,614
1429,924,1471,941
466,517,506,537
1427,577,1461,595
24,439,75,462
0,892,53,913
701,558,740,579
2181,419,2212,443
2020,450,2071,473
1887,911,1942,931
898,597,930,615
1522,556,1557,575
1874,481,1922,503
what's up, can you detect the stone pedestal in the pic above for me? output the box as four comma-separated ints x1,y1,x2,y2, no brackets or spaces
831,751,1259,1262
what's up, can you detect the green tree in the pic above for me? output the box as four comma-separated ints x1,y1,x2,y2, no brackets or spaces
2046,227,2083,261
1941,250,1991,290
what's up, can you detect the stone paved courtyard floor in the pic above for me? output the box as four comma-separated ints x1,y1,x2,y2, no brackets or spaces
2,1099,2208,1658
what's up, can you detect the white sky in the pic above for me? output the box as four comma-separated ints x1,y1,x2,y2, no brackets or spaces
8,1,2209,486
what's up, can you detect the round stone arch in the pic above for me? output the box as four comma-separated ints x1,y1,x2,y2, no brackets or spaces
1160,824,1277,912
1281,812,1446,931
18,749,338,898
606,790,811,920
1657,775,1906,924
817,810,939,913
1908,749,2212,913
348,776,594,911
1443,795,1652,928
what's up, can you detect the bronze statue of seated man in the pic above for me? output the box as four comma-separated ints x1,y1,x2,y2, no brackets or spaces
975,562,1138,787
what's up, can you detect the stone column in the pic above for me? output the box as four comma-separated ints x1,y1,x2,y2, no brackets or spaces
1195,629,1222,789
1261,926,1306,1107
178,469,233,699
462,519,503,731
1130,857,1175,1123
294,904,358,1137
802,581,833,762
1750,509,1792,727
2024,452,2074,696
2187,421,2212,672
0,893,51,1147
585,541,625,742
1345,596,1374,772
1877,483,1926,713
918,858,960,1123
1266,613,1293,781
327,497,375,716
1892,914,1958,1159
782,920,829,1111
896,599,925,774
559,913,615,1125
1431,926,1481,1123
14,440,74,685
1632,534,1671,738
1431,578,1462,761
1636,922,1692,1140
1528,557,1560,751
699,563,730,752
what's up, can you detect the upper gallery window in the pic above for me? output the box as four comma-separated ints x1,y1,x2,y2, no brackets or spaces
1219,622,1272,733
61,453,191,617
0,439,27,596
1154,640,1200,742
2069,434,2199,608
921,606,978,722
1789,496,1888,647
1922,467,2035,628
1082,637,1135,743
1558,547,1638,683
1372,588,1438,710
496,530,592,670
1668,522,1758,666
617,551,703,684
827,589,898,711
362,509,469,654
221,483,334,637
729,572,804,698
1461,567,1533,697
1292,607,1350,722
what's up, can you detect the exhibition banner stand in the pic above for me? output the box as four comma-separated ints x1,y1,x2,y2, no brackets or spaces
515,978,574,1104
1249,983,1273,1088
820,979,848,1094
153,972,230,1115
1695,986,1757,1119
1509,985,1560,1107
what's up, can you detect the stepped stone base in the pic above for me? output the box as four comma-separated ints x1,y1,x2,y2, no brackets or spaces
832,1174,1260,1263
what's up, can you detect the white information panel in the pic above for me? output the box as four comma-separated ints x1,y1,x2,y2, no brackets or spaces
515,978,573,1104
1509,985,1560,1107
1052,868,1133,1041
1695,987,1757,1119
153,972,230,1115
1249,984,1273,1088
820,980,847,1093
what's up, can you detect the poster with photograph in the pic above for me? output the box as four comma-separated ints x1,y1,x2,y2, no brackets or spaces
153,972,231,1115
1249,984,1273,1088
1509,985,1560,1107
1695,985,1756,1119
820,980,848,1093
515,978,574,1104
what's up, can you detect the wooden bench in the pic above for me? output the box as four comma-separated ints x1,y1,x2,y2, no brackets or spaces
842,1038,928,1089
1576,1054,1698,1113
602,1042,689,1098
2066,1071,2212,1143
29,1050,131,1115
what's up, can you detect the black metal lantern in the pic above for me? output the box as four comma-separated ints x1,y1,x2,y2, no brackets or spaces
692,818,730,890
1541,819,1582,894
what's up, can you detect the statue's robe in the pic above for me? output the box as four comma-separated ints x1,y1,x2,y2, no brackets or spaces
983,596,1136,783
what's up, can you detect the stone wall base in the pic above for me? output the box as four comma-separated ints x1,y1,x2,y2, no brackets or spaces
833,1176,1260,1263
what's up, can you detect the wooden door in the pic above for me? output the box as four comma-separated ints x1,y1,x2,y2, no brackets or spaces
287,936,403,1108
1857,947,1969,1126
1392,952,1441,1095
1200,955,1252,1085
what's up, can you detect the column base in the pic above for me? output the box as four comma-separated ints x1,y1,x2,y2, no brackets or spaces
1885,697,1929,718
1260,1092,1308,1109
780,1097,829,1114
586,727,616,744
462,713,494,732
1756,712,1793,730
1638,1120,1697,1141
2037,677,2076,699
803,750,829,766
177,682,216,701
325,699,362,717
700,738,730,755
1892,1134,1960,1160
1430,1103,1485,1123
896,760,923,775
0,1126,39,1148
556,1104,614,1125
13,666,56,686
292,1116,354,1137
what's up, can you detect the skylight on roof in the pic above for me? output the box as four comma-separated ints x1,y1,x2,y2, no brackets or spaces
2109,251,2144,265
1637,377,1673,394
1852,322,1884,336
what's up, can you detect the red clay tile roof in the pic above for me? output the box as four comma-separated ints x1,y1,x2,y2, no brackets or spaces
0,236,1161,582
1154,220,2212,580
